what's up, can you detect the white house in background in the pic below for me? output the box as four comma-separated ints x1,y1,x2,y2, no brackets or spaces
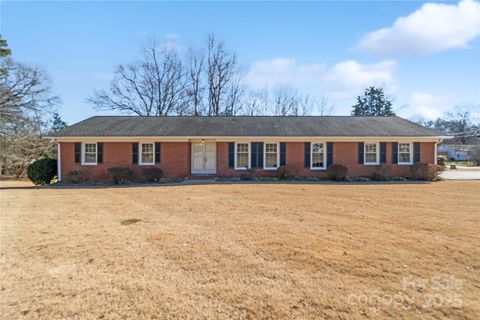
438,144,478,161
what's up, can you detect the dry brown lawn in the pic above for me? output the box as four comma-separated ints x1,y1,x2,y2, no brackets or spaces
1,180,479,319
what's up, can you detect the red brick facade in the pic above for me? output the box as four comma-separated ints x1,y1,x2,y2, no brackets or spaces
60,141,436,181
60,142,191,181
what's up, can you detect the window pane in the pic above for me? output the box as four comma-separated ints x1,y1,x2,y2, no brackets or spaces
264,143,278,168
311,143,325,168
399,143,410,153
312,143,324,153
312,153,324,168
85,144,96,153
237,153,248,168
365,143,377,153
85,153,96,163
365,153,377,163
399,153,410,163
236,143,249,168
237,143,248,153
266,153,277,168
142,153,154,163
142,143,154,163
142,143,153,153
83,144,96,163
265,143,277,153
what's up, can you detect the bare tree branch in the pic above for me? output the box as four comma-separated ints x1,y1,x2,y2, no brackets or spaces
88,41,187,116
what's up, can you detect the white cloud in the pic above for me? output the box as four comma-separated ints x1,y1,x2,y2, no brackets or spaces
358,0,480,54
326,60,397,98
407,91,451,119
246,58,397,99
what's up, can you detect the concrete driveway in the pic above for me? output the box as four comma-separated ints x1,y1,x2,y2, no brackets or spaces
441,167,480,180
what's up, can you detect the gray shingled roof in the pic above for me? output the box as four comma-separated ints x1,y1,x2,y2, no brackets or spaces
52,116,444,137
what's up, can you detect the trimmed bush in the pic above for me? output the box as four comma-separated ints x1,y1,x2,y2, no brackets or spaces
107,166,134,184
26,158,57,185
276,166,289,180
142,167,163,182
410,163,443,181
326,164,348,181
372,165,392,181
64,169,87,184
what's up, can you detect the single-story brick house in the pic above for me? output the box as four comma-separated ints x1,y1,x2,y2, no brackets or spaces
51,116,448,181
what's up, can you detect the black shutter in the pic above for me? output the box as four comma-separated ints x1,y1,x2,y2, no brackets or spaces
257,142,264,168
280,142,286,166
250,142,264,169
358,142,364,164
228,142,235,169
392,142,398,164
97,143,103,163
304,142,311,168
380,142,386,164
251,142,258,168
74,142,81,163
155,142,161,163
327,142,333,167
132,143,139,164
414,142,421,164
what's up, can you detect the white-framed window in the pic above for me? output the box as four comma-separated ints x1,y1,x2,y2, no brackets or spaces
235,142,250,170
364,142,379,165
398,142,413,165
140,142,155,165
264,142,279,170
82,142,97,165
311,142,326,170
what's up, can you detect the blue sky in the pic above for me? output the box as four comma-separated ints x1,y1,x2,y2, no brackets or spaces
2,0,479,124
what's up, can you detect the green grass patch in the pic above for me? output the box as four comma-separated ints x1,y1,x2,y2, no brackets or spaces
121,218,141,225
445,161,479,167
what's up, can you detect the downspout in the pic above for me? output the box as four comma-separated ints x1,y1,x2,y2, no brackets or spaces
57,141,62,182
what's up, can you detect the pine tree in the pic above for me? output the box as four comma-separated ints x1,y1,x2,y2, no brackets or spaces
51,113,67,132
351,86,395,116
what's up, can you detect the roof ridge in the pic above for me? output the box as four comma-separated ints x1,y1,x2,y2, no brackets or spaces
89,115,400,118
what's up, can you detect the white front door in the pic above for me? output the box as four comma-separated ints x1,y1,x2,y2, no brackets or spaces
191,142,216,174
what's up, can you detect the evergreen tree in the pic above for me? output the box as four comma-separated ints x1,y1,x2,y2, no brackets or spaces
351,86,395,116
51,113,67,132
0,35,12,77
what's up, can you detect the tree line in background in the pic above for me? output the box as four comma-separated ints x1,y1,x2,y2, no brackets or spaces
1,33,479,178
351,87,479,145
0,35,66,177
88,35,336,117
416,107,479,145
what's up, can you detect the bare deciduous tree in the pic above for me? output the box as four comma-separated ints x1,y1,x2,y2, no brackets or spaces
316,97,336,116
185,47,205,116
270,84,314,116
272,84,297,116
444,106,477,144
87,34,337,118
224,76,246,116
0,58,59,127
0,53,59,177
88,41,187,116
207,34,240,116
243,89,269,116
292,93,314,116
